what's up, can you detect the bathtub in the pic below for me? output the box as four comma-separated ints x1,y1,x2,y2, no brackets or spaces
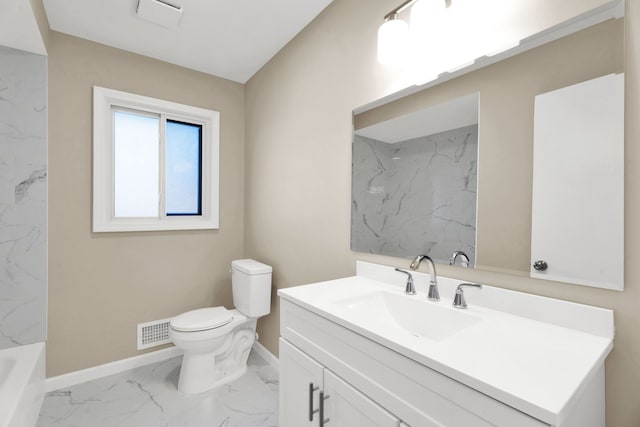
0,343,45,427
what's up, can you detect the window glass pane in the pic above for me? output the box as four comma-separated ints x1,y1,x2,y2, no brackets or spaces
113,110,160,217
166,120,202,215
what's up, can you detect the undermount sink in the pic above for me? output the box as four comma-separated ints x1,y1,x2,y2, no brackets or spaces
334,291,482,341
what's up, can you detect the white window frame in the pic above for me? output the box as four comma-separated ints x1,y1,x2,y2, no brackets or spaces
93,86,219,232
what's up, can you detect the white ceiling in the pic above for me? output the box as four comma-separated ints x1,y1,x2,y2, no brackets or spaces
356,93,479,144
42,0,333,83
0,0,46,55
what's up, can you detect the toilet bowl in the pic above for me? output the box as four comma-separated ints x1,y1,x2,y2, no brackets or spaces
170,259,272,394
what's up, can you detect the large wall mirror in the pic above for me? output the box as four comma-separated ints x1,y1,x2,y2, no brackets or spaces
351,14,624,290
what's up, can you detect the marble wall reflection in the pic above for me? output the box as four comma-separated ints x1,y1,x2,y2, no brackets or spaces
0,46,47,349
351,125,477,264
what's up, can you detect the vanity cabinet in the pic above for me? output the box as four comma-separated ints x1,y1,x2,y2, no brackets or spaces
279,299,549,427
280,339,399,427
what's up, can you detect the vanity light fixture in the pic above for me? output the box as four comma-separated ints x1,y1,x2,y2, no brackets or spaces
377,13,409,65
409,0,448,74
377,0,449,71
377,0,417,65
378,0,450,80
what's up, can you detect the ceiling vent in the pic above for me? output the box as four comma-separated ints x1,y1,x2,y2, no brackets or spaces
136,0,183,29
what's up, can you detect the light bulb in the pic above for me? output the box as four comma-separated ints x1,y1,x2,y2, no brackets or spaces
377,15,409,66
409,0,447,81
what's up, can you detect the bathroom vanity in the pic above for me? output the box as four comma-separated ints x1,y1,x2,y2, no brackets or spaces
278,262,613,427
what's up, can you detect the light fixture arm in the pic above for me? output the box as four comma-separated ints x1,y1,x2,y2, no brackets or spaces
383,0,450,21
383,0,418,21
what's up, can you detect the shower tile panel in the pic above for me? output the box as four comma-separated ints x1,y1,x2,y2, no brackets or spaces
0,46,47,349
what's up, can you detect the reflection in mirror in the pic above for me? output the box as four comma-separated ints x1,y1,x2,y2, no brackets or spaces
351,93,479,265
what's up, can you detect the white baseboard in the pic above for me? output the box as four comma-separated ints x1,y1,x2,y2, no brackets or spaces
45,346,183,392
46,342,279,393
252,341,279,369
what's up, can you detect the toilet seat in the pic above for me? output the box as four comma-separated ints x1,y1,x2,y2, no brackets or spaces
170,307,233,332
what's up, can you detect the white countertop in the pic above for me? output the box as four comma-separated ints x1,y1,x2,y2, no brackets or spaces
278,261,614,425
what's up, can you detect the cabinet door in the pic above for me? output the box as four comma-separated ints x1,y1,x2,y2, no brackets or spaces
279,338,324,427
323,369,400,427
531,73,624,290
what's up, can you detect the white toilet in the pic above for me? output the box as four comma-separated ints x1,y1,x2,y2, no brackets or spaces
169,259,272,394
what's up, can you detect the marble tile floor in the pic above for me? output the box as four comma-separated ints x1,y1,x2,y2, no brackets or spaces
37,350,279,427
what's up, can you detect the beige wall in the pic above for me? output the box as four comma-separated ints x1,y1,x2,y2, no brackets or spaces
245,0,640,426
47,32,245,376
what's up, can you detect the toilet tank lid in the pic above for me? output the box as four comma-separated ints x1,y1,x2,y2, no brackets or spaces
232,259,272,275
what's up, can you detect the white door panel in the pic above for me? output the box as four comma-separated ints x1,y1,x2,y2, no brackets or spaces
531,73,624,290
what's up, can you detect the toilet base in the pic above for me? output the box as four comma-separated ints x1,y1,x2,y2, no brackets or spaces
176,320,257,394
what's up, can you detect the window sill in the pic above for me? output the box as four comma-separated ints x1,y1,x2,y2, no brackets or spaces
93,217,219,233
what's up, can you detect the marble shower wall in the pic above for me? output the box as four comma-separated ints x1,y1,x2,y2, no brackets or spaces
352,125,477,264
0,46,47,349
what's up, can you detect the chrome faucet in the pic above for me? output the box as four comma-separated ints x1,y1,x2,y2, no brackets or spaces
394,268,416,295
452,283,482,309
449,250,470,268
409,255,440,301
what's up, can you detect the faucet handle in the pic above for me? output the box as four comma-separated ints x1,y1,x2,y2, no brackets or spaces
452,283,482,309
394,268,416,295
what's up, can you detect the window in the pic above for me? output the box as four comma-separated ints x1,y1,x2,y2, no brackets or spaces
93,86,219,232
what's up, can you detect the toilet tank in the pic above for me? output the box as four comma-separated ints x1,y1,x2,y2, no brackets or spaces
231,259,272,317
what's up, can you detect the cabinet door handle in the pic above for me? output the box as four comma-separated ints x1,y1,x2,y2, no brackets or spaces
309,382,320,421
319,391,330,426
